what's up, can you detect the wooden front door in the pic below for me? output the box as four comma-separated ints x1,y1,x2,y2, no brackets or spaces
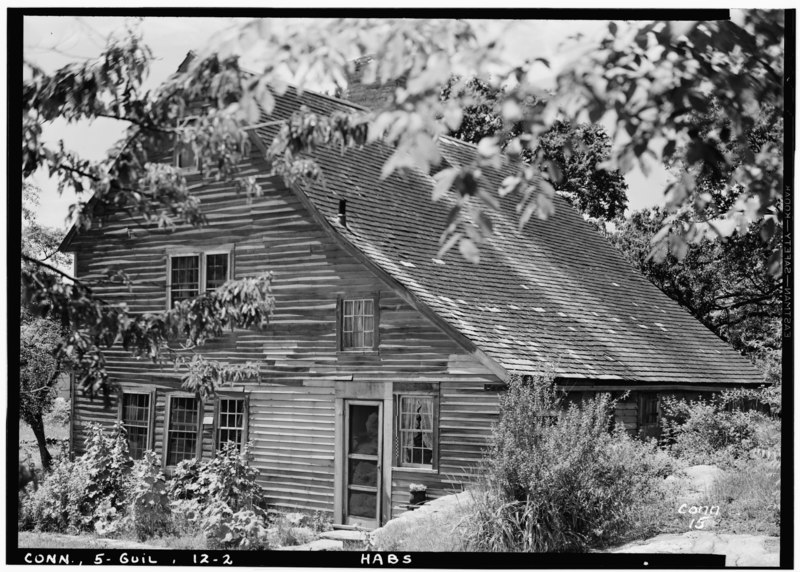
343,400,383,528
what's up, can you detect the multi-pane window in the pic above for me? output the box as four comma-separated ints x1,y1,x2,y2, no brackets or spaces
168,251,230,307
341,298,375,350
121,393,151,460
397,395,434,468
205,254,229,292
216,398,246,451
166,396,199,466
170,255,200,303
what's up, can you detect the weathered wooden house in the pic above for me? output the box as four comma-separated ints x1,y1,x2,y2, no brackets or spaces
61,82,763,529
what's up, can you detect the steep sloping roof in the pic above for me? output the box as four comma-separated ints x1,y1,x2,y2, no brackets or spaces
256,87,762,385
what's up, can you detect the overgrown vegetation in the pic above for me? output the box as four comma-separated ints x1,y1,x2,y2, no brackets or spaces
660,388,781,468
18,424,322,550
458,372,677,552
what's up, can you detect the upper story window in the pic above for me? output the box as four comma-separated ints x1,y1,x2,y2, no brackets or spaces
175,142,198,170
167,246,232,308
338,295,379,351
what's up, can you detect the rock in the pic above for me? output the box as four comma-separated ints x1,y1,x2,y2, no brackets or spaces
607,532,779,567
279,538,342,551
682,465,726,494
371,490,474,549
289,526,316,546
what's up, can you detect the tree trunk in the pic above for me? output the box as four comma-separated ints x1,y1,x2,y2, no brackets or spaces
29,415,52,471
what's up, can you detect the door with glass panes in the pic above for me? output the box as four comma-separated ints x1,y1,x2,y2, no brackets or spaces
343,401,383,528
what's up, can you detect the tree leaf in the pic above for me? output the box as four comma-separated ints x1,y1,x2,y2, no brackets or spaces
432,167,459,201
458,237,480,264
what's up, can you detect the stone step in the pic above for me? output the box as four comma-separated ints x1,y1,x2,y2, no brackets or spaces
279,539,343,551
319,529,369,542
319,529,370,550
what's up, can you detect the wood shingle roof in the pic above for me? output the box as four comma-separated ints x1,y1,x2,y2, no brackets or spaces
258,87,764,386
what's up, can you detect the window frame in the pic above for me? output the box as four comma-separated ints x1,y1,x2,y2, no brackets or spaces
163,393,203,470
639,392,660,427
393,385,439,472
336,293,380,353
116,386,156,460
213,394,249,453
166,245,233,309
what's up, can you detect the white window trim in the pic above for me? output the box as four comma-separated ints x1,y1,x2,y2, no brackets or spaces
166,245,234,309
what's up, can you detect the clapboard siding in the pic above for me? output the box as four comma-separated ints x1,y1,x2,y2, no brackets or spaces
69,156,504,516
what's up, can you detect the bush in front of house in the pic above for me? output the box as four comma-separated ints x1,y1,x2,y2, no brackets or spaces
168,442,272,549
660,390,780,467
123,451,173,540
19,422,133,533
20,425,274,549
459,371,674,552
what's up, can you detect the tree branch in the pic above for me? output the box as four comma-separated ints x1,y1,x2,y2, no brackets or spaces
22,253,84,286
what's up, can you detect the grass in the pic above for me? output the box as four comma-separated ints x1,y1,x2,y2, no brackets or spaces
19,532,159,550
703,460,780,536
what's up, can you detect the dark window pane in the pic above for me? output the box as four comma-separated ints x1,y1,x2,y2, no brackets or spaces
206,253,229,292
121,393,150,460
167,397,198,465
171,255,199,304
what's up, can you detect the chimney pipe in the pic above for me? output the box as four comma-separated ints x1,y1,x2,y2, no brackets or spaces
338,199,347,227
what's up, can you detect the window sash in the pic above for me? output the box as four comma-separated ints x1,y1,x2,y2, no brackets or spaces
170,255,200,303
396,395,435,468
341,298,375,350
216,397,245,451
205,253,229,292
168,251,230,307
120,392,151,460
166,396,199,466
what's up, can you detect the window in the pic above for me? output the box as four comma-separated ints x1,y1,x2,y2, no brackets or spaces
170,255,200,303
640,393,659,426
339,296,377,350
119,392,152,460
176,142,198,170
168,248,232,307
396,394,437,469
216,397,247,451
165,396,200,467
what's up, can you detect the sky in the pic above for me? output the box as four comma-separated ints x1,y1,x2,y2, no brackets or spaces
22,15,671,231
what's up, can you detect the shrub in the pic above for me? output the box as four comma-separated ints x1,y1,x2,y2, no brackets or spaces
168,442,269,549
123,451,172,540
459,372,672,552
200,501,272,550
168,442,265,511
19,422,133,534
19,454,92,532
660,391,780,467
